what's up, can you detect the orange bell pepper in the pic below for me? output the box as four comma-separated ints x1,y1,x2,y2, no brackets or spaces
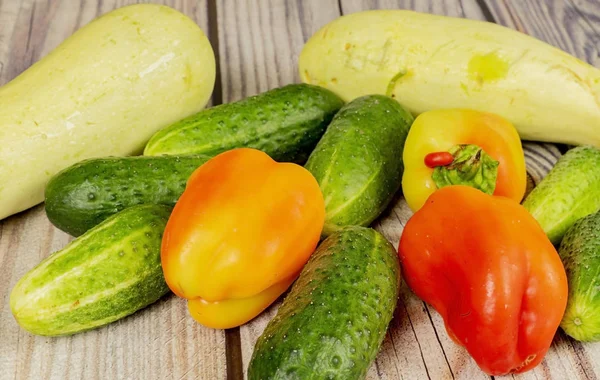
161,148,325,329
402,109,526,211
399,186,568,375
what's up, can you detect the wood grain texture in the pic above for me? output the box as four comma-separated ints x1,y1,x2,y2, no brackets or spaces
570,0,600,37
0,1,226,380
1,0,599,379
340,0,486,19
483,0,599,67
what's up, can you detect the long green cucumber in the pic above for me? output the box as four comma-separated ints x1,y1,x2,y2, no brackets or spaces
45,155,210,237
559,211,600,341
10,204,171,336
523,146,600,245
305,95,413,236
143,84,344,163
249,227,400,379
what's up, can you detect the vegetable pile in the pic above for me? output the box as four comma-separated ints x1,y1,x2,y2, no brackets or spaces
6,4,600,379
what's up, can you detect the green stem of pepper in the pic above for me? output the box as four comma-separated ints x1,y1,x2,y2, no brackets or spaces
429,144,499,195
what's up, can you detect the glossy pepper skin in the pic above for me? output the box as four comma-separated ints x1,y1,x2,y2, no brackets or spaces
161,148,325,329
402,109,526,212
399,186,568,375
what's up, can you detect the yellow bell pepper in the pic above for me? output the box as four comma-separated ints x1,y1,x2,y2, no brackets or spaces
402,109,526,212
161,148,325,329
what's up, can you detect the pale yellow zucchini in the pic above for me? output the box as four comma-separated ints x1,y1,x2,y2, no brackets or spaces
0,4,215,219
299,10,600,146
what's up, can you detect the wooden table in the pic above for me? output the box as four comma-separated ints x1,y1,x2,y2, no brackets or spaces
1,0,598,379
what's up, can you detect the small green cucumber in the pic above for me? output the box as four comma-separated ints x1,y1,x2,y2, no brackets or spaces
559,211,600,341
248,227,400,380
305,95,413,236
144,84,344,163
45,155,210,236
10,204,171,336
523,146,600,245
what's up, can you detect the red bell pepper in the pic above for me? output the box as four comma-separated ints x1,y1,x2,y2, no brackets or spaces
399,185,568,375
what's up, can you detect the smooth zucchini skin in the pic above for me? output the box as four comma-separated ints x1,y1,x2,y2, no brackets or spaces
45,155,210,236
299,10,600,146
523,146,600,245
559,211,600,341
10,205,172,336
0,4,215,220
248,227,400,380
144,84,344,164
305,95,413,236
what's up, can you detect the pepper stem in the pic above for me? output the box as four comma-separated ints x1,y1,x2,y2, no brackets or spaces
430,144,499,195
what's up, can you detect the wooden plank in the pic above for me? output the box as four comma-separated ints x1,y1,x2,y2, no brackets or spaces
213,0,342,377
0,1,21,83
217,0,341,102
483,0,599,67
340,0,486,19
0,1,226,380
569,0,600,37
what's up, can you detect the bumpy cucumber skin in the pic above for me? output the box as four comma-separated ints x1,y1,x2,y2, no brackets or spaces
45,155,210,236
144,84,344,163
248,227,400,380
559,211,600,342
10,205,171,336
523,146,600,245
305,95,413,236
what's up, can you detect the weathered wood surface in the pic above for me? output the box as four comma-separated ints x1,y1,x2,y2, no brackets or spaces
0,0,598,379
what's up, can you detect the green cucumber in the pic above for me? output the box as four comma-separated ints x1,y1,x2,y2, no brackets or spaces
45,155,210,237
304,95,413,236
10,204,171,336
144,84,344,163
248,227,400,380
523,146,600,245
559,211,600,341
